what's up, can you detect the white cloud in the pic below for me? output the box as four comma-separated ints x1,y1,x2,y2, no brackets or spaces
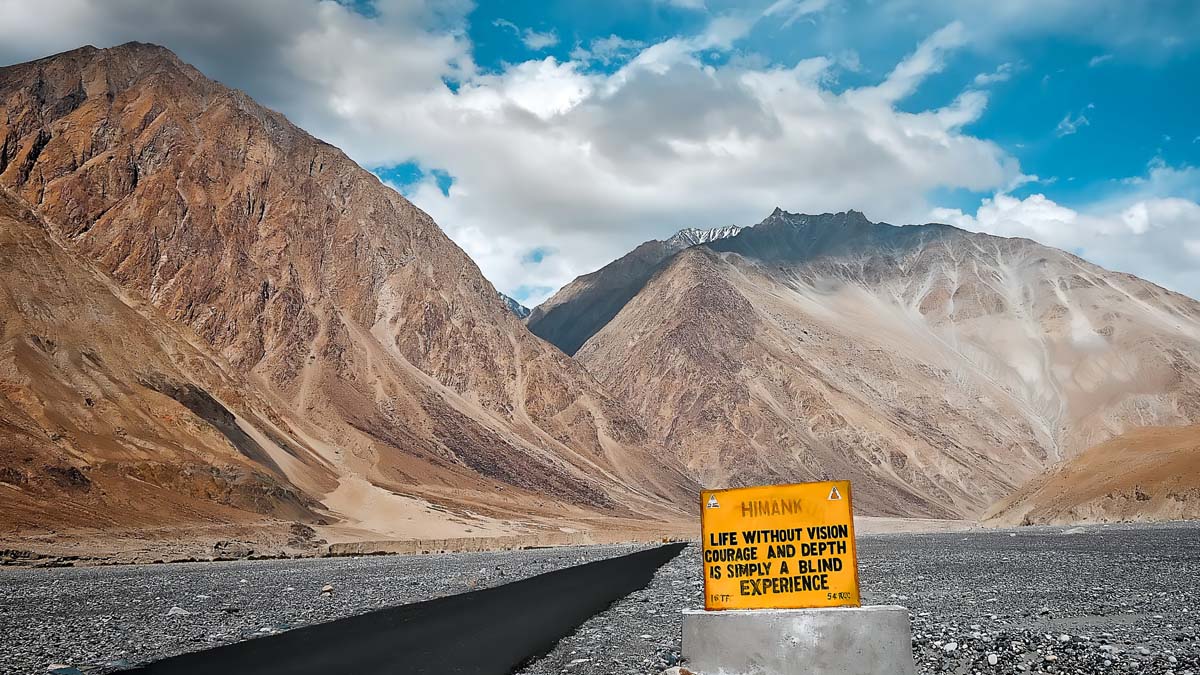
973,61,1016,85
493,18,559,50
0,5,1020,300
521,29,559,50
764,0,830,28
878,0,1199,59
857,21,966,103
1088,53,1114,67
570,35,646,65
933,162,1200,299
1055,110,1090,136
834,49,863,72
5,2,1192,306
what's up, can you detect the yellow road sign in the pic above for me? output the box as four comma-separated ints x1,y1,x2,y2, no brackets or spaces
700,480,860,610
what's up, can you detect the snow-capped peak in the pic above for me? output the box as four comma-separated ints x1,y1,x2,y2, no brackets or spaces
665,225,744,248
498,292,531,319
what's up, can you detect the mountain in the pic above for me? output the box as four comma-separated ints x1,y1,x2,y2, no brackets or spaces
0,43,694,549
988,425,1200,525
665,225,743,248
499,292,531,319
571,209,1200,518
0,189,327,534
527,225,743,355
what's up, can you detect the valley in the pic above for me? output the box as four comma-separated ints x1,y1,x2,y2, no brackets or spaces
1,43,1197,562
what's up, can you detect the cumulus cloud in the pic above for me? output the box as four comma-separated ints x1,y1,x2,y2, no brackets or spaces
0,3,1021,305
2,1,1193,307
932,161,1200,299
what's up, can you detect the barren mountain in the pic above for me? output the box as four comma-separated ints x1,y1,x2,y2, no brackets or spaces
0,43,694,548
0,190,329,533
500,292,531,319
572,209,1200,518
665,225,743,248
527,225,742,355
988,425,1200,525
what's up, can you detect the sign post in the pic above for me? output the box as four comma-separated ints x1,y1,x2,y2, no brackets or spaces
701,480,859,611
681,480,916,675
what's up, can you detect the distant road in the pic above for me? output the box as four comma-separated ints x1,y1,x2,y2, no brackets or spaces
123,543,686,675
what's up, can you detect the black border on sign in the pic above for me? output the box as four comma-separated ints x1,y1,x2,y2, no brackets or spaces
699,479,862,611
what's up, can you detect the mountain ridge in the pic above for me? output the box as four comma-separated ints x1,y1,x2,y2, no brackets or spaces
568,207,1200,518
526,224,744,355
0,42,695,546
499,292,531,319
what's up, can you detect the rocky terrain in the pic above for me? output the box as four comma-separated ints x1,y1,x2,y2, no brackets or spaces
990,425,1200,525
0,42,695,550
559,209,1200,519
526,226,742,355
520,524,1200,675
3,526,1196,674
0,190,322,533
3,41,1196,551
0,543,653,674
500,292,532,319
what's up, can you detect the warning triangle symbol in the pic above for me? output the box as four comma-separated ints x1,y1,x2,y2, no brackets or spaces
828,486,842,501
706,494,720,508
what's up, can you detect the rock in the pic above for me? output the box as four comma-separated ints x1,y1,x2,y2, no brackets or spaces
321,584,334,595
942,642,959,652
167,606,192,617
660,668,695,675
287,523,326,548
213,541,255,559
987,653,999,665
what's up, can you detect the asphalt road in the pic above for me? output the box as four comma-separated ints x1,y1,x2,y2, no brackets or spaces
120,543,685,675
1,543,658,674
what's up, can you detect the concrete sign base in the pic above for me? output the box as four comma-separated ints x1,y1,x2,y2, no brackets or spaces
681,605,915,675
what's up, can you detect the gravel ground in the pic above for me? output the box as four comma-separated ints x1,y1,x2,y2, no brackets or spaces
0,543,650,674
5,524,1198,675
518,523,1200,675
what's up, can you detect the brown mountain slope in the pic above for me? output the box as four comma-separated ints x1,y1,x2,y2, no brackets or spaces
0,43,694,544
987,425,1200,525
575,210,1200,518
527,226,741,355
0,190,329,532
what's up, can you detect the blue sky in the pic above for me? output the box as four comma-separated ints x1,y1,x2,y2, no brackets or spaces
3,0,1197,304
456,0,1200,213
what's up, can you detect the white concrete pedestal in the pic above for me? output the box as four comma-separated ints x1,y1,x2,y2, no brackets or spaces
681,606,915,675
